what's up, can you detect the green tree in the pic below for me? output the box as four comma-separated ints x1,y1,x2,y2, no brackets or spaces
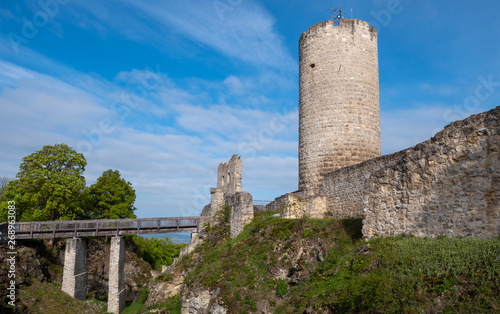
0,176,11,201
131,236,186,270
0,144,87,222
85,169,136,219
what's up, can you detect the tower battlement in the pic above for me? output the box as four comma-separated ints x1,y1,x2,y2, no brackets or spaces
300,19,376,42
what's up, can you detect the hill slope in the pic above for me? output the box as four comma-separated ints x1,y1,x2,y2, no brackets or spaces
162,211,500,313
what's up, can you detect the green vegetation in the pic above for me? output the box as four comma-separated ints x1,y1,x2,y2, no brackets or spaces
122,302,145,314
83,169,137,219
0,144,137,222
0,143,87,221
183,210,500,313
301,235,500,313
0,176,11,201
18,281,106,313
131,235,187,271
4,208,499,313
139,288,150,304
146,295,182,313
276,280,288,297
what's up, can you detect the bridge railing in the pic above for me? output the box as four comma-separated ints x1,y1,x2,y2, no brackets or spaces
0,217,200,239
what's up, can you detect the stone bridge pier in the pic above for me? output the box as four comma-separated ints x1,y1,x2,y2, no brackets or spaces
62,236,125,314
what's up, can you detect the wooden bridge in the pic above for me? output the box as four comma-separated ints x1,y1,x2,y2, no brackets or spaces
0,217,200,313
0,217,200,239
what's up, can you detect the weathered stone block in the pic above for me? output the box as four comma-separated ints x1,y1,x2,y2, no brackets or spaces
108,236,125,314
217,154,242,197
298,19,380,193
62,238,87,300
227,192,253,238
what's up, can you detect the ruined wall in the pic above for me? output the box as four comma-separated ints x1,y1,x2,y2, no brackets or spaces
199,188,225,228
319,107,499,238
217,154,242,196
227,192,254,238
200,154,253,238
266,191,326,219
319,156,389,218
298,19,381,194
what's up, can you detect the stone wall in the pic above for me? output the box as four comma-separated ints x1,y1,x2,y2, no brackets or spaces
227,192,254,238
200,154,253,238
319,106,499,238
319,156,388,218
266,191,326,219
108,236,126,314
61,238,87,300
217,154,242,196
199,188,225,228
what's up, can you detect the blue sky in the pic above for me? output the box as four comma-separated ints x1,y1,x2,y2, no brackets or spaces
1,0,499,218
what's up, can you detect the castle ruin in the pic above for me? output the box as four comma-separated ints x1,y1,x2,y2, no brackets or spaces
200,19,499,239
200,154,253,238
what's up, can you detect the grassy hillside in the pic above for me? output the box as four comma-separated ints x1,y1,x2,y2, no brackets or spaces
178,210,500,313
3,212,499,313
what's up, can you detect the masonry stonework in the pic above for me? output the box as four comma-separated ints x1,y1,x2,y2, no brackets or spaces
62,238,88,300
200,154,254,238
108,236,126,314
227,192,254,238
360,107,500,238
217,154,242,196
299,19,381,194
198,19,499,242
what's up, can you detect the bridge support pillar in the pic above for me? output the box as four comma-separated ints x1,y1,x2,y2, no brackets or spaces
62,238,87,300
108,236,125,314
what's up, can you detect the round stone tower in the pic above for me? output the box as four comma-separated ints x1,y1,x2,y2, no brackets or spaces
298,19,381,194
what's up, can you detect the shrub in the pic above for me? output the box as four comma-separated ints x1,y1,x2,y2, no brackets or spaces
131,235,186,270
139,288,149,303
276,280,288,297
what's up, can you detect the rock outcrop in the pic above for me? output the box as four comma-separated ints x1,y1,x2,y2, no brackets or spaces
0,237,152,306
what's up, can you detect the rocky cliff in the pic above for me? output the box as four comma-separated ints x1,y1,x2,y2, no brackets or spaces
0,237,152,313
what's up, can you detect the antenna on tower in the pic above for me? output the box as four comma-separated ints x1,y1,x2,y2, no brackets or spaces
328,7,343,23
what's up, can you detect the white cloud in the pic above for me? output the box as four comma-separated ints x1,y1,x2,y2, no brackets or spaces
0,58,300,218
67,0,296,70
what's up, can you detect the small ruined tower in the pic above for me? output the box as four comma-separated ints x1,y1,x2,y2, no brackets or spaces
298,19,381,194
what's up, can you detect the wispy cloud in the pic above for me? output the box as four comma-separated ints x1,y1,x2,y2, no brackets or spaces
0,53,298,217
66,0,296,70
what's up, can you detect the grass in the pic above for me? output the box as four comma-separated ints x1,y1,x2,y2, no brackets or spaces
145,295,182,313
122,302,145,314
9,210,499,313
182,210,500,313
17,281,151,314
18,281,105,313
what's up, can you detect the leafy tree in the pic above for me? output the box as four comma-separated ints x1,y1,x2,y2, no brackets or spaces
131,235,186,270
0,176,11,201
0,144,87,222
85,169,136,219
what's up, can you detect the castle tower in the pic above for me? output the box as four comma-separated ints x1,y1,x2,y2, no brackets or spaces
298,19,381,194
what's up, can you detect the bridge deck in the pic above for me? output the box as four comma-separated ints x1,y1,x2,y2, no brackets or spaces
0,217,199,239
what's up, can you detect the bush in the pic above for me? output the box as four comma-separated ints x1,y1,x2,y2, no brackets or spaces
276,280,288,297
131,235,187,270
139,288,149,303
